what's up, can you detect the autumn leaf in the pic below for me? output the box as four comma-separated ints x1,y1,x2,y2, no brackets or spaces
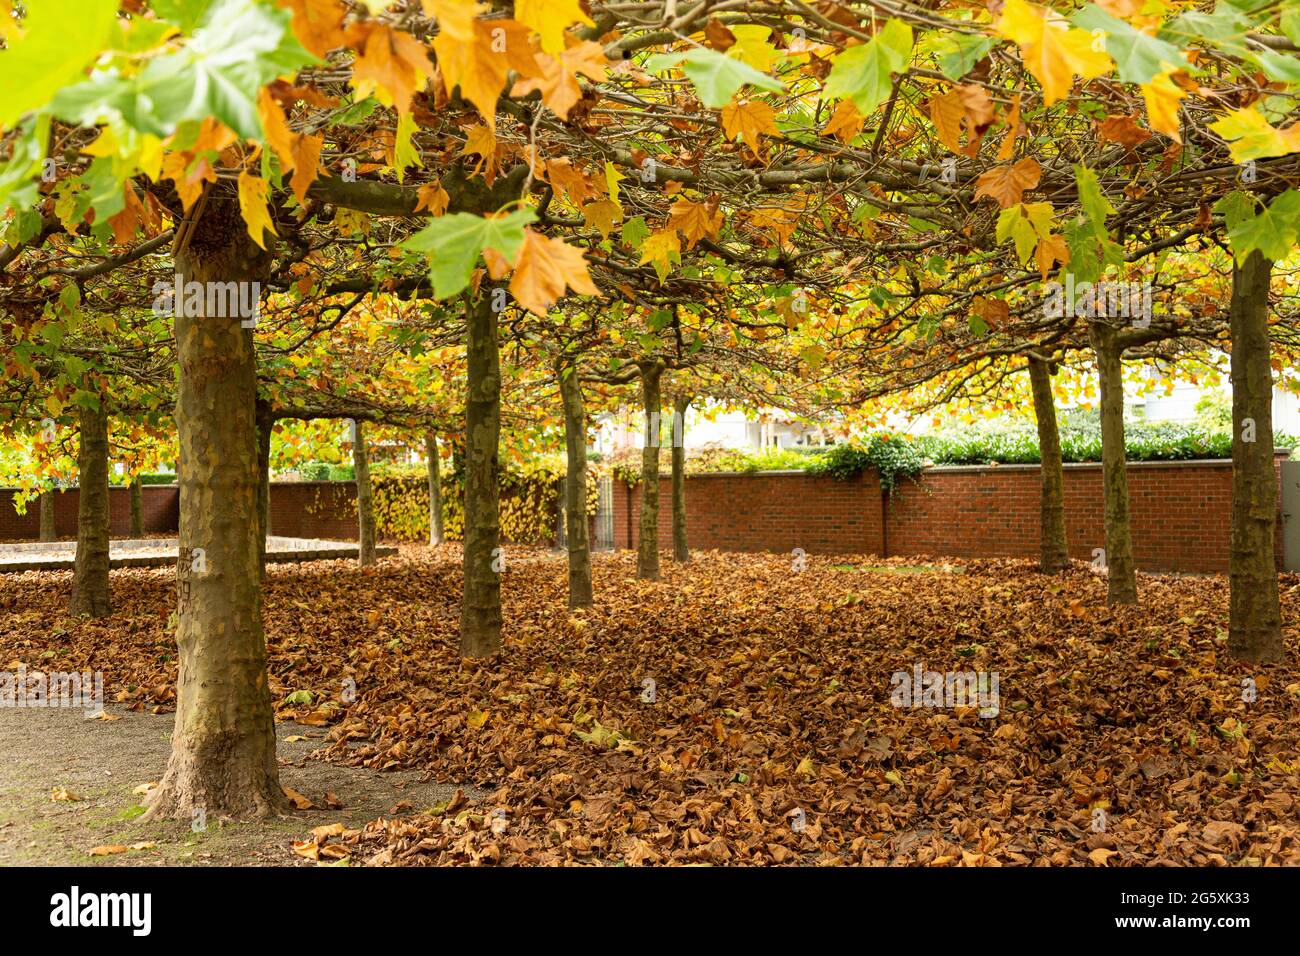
513,0,594,56
997,0,1112,106
281,0,349,58
510,40,609,121
350,22,435,116
435,18,540,128
821,100,863,143
1141,71,1185,142
928,88,966,155
667,196,724,249
257,86,296,171
721,97,779,158
581,199,622,239
238,170,278,250
1098,113,1151,149
975,157,1041,208
509,229,600,316
289,133,324,205
639,228,682,282
416,182,450,215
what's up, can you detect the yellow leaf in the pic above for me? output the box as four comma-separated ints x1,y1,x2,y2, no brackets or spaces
997,0,1111,105
515,0,594,55
257,87,295,171
421,0,483,44
1210,105,1300,163
88,845,130,857
350,22,435,116
1141,71,1184,142
928,88,966,155
467,709,490,728
435,19,539,129
509,229,600,316
667,196,724,249
721,97,779,157
821,100,863,143
510,40,608,121
237,170,278,250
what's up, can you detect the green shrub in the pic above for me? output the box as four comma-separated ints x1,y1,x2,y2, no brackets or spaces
328,463,355,481
805,435,925,491
300,462,332,481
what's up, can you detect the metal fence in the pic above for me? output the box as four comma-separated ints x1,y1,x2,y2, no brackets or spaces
555,474,615,551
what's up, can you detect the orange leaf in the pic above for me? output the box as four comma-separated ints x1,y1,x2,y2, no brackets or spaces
975,157,1041,208
509,229,599,316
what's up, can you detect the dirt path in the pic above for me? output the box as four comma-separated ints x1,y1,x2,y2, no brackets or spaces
0,703,480,866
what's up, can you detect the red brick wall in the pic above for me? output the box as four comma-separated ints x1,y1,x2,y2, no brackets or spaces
0,482,357,542
612,458,1288,574
0,486,180,541
266,481,359,539
613,471,883,556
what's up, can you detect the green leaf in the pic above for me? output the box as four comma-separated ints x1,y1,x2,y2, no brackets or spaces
646,48,783,108
0,114,50,218
825,20,913,115
0,0,118,130
1222,188,1300,263
1074,164,1115,235
54,0,319,139
934,33,997,81
401,208,537,300
1073,5,1189,83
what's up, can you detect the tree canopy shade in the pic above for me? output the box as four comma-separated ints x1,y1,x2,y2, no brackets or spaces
2,0,1299,821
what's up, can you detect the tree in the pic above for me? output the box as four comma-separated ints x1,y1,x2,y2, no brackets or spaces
1228,251,1284,662
351,419,376,566
69,392,110,617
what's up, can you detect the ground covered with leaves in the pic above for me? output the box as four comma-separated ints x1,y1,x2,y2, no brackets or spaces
2,546,1298,866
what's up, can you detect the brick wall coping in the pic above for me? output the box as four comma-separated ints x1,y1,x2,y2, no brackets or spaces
616,454,1291,484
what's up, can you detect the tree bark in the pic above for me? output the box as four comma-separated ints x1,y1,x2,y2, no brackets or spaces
425,430,444,546
1228,250,1284,662
1089,322,1138,604
637,362,663,580
38,490,55,542
69,395,110,617
557,360,593,607
460,290,503,657
1028,357,1069,572
671,394,691,563
129,478,145,538
145,206,286,820
255,396,273,577
352,419,376,566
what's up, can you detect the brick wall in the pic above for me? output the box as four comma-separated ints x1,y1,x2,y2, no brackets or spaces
0,486,180,541
0,481,357,542
612,458,1288,574
266,481,358,539
613,471,883,556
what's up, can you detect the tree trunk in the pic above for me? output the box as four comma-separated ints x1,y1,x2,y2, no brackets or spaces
129,478,145,538
557,361,593,607
460,290,502,657
1228,250,1284,662
145,208,286,820
637,362,663,580
425,430,444,546
69,395,110,617
352,419,376,566
1089,322,1138,604
38,490,55,541
1028,357,1069,572
255,396,273,577
671,394,690,562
